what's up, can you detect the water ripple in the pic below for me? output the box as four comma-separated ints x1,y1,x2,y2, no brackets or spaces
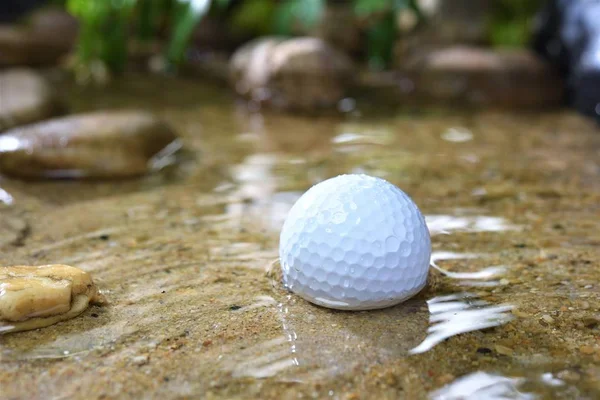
410,293,514,355
430,371,534,400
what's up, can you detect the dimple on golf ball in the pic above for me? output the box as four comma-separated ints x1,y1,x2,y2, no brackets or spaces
279,174,431,310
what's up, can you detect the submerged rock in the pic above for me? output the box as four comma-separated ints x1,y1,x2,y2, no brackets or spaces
401,46,564,109
230,37,354,112
0,69,65,132
0,111,181,179
0,264,105,334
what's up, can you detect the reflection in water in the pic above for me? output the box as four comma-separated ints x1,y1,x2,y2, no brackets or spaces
331,123,394,150
430,371,534,400
228,153,302,231
431,251,506,283
410,293,514,355
223,291,514,381
0,187,13,205
0,319,136,361
223,294,428,380
540,372,565,387
441,127,474,143
426,215,519,235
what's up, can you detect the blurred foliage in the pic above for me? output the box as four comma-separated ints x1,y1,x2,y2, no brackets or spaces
231,0,276,36
355,0,423,70
166,0,211,66
490,0,542,47
66,0,214,77
273,0,323,35
57,0,541,78
67,0,137,74
63,0,422,77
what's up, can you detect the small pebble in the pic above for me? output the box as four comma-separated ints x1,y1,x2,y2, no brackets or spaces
131,355,149,366
495,345,513,356
541,314,555,324
581,301,590,310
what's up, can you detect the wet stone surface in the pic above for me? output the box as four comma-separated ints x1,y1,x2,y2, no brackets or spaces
0,110,180,179
0,264,104,334
0,75,599,399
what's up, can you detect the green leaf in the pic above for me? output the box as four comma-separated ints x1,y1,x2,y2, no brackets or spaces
230,0,275,35
137,0,162,40
166,0,212,68
366,10,396,70
273,0,324,35
213,0,232,11
354,0,391,16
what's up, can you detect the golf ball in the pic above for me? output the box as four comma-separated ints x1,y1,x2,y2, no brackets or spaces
279,174,431,310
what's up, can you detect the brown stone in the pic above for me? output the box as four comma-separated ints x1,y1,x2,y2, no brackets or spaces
0,8,76,68
0,111,180,179
230,37,354,112
400,46,564,109
0,25,67,67
27,7,78,52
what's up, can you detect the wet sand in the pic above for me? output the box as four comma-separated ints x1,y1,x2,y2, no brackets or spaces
1,74,599,399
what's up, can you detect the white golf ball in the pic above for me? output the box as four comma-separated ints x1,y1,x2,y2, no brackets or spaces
279,174,431,310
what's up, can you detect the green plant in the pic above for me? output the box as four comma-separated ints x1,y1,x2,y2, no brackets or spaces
272,0,324,35
67,0,216,77
166,0,212,67
67,0,137,74
64,0,426,79
490,0,542,47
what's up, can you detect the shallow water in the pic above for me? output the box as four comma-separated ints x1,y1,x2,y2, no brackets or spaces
1,74,599,399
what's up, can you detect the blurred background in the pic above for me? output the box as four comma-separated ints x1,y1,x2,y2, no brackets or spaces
0,0,598,120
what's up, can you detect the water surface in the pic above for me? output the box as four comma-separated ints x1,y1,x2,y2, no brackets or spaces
1,74,599,399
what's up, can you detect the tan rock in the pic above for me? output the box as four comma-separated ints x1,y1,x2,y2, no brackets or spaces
0,111,181,179
0,264,105,334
